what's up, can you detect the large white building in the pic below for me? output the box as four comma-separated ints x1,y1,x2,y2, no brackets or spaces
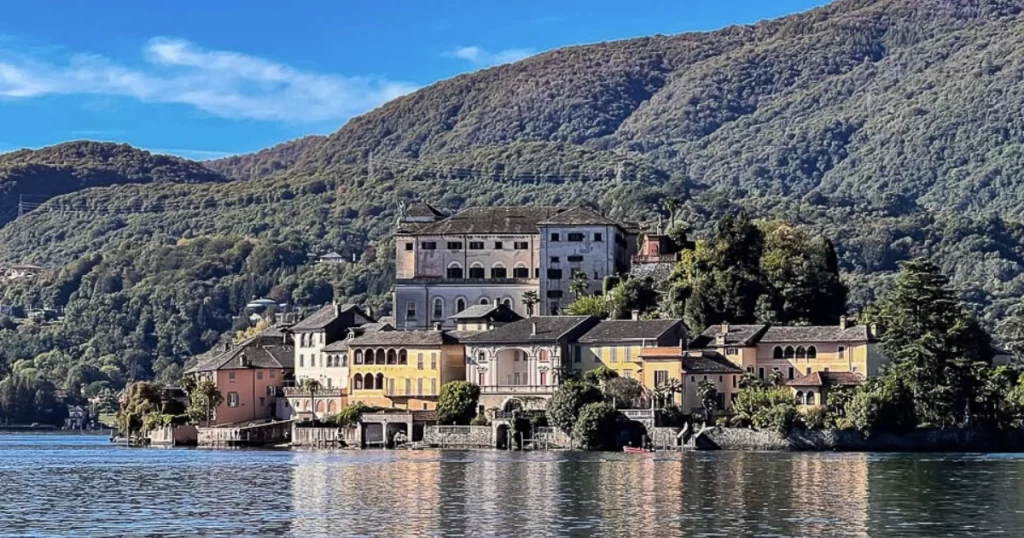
393,204,635,329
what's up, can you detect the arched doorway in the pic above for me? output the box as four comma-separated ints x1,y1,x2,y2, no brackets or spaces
503,398,524,413
386,422,409,448
496,424,510,450
620,420,649,449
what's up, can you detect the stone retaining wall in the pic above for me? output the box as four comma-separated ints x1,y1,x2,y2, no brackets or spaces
652,427,683,449
695,427,1024,452
535,427,571,449
291,425,360,447
424,425,493,448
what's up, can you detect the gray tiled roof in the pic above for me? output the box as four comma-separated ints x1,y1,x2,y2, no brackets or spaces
291,303,364,331
629,261,676,284
690,324,769,348
410,206,564,235
346,330,463,347
786,371,864,387
406,203,446,219
461,316,597,344
187,337,293,373
759,325,870,344
449,304,524,323
536,206,622,227
682,352,745,374
578,319,681,343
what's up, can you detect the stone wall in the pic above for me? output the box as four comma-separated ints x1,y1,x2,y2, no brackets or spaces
535,427,571,449
652,427,682,449
148,425,198,446
424,425,493,447
291,425,360,447
695,427,1024,452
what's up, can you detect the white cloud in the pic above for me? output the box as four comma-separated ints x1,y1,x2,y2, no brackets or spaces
0,38,418,123
445,46,535,68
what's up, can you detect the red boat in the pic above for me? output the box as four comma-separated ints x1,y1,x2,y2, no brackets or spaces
623,446,654,454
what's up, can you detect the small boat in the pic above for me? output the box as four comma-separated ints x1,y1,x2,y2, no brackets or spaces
623,446,654,454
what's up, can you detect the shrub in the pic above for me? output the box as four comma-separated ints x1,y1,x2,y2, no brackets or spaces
470,409,490,426
756,403,797,434
583,366,619,385
437,381,481,425
733,385,798,434
604,377,643,409
572,402,621,450
800,406,827,430
547,380,604,435
332,402,382,427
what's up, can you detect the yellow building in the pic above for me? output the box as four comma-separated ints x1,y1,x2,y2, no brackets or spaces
345,329,468,411
690,319,885,407
575,319,688,380
638,347,745,411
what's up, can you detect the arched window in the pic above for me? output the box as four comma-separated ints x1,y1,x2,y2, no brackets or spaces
446,262,464,279
469,263,485,279
354,375,363,390
328,401,338,414
376,349,386,365
773,346,783,359
433,298,444,320
796,346,807,359
364,373,375,390
456,298,467,313
399,349,408,365
807,346,817,359
784,346,795,359
387,349,397,364
316,401,325,413
502,297,513,308
354,350,363,364
795,391,804,403
341,353,348,367
477,351,485,363
806,391,815,405
405,378,411,395
539,349,550,362
491,263,507,279
479,296,490,305
376,373,385,390
513,263,529,279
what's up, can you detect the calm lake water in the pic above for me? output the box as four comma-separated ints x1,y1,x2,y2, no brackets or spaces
1,434,1023,537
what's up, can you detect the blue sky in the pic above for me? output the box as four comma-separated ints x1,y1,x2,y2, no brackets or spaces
0,0,831,160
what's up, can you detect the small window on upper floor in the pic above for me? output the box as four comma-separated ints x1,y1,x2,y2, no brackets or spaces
494,241,504,250
447,241,463,250
550,233,560,242
469,241,484,250
594,233,603,242
547,268,563,280
513,267,529,278
550,256,560,263
727,347,738,356
568,255,583,263
838,346,846,359
514,241,528,250
568,232,585,242
421,241,436,250
404,242,413,251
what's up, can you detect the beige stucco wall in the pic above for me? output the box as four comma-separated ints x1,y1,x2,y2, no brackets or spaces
576,343,643,379
538,224,627,313
212,368,285,425
753,341,872,381
394,283,537,329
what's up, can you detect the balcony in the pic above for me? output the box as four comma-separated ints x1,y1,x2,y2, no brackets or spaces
396,277,538,286
383,387,437,398
479,385,555,395
283,386,344,398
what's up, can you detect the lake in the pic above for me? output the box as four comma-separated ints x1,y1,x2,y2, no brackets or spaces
1,434,1022,536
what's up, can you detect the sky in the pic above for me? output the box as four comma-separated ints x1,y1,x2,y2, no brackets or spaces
0,0,831,161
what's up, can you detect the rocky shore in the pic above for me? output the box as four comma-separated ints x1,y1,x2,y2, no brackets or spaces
695,427,1024,452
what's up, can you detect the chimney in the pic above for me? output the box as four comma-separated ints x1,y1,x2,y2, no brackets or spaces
531,322,538,336
631,310,640,321
869,322,879,339
839,315,848,330
239,354,250,367
720,323,730,335
223,342,231,352
679,337,685,351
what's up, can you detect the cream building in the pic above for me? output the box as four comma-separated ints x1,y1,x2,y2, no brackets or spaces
393,204,633,328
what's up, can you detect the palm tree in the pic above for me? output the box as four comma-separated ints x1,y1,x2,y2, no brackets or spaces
196,378,223,427
662,197,681,228
696,379,718,425
301,378,323,421
653,378,683,409
521,290,540,317
569,270,591,300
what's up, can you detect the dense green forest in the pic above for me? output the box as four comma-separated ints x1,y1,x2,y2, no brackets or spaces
3,0,1024,423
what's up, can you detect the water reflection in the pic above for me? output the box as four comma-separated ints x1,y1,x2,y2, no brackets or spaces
4,435,1024,536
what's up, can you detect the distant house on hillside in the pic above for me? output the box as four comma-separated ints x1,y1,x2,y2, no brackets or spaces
3,263,45,281
317,251,348,265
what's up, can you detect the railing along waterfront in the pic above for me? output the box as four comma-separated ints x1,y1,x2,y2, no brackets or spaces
479,385,554,394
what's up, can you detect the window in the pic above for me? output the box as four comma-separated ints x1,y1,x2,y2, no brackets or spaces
399,350,407,365
550,233,560,241
773,346,783,359
654,370,668,387
469,265,485,279
430,353,437,370
227,392,239,407
806,391,815,405
447,264,463,279
513,351,520,362
431,379,437,395
540,350,550,362
417,378,423,394
594,233,603,242
354,350,362,364
417,353,424,370
746,366,754,373
513,266,529,278
567,255,583,263
796,346,807,359
421,241,436,250
502,298,513,308
479,372,486,385
758,368,765,380
404,242,413,251
514,372,521,385
455,298,467,313
806,367,811,375
546,290,563,299
807,346,817,359
447,241,463,250
479,297,490,305
270,370,276,379
547,268,563,279
387,350,397,365
610,347,618,363
784,346,795,359
568,232,584,242
838,346,846,359
732,376,738,388
469,241,484,250
491,266,507,279
540,372,547,385
514,241,528,250
406,302,417,320
404,378,411,395
574,347,582,363
354,376,363,390
256,371,263,380
727,347,738,356
266,385,275,396
495,241,504,249
550,256,560,263
342,354,349,367
433,298,444,320
788,367,795,380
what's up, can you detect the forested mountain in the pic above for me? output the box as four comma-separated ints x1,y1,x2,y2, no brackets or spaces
3,0,1024,419
0,141,227,228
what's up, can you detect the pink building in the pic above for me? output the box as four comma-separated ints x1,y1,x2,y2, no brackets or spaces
186,326,294,426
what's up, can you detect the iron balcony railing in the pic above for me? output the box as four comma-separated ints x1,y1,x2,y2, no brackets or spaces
282,387,345,397
479,385,555,394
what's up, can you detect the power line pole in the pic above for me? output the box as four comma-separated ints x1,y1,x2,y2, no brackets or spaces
17,195,23,219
